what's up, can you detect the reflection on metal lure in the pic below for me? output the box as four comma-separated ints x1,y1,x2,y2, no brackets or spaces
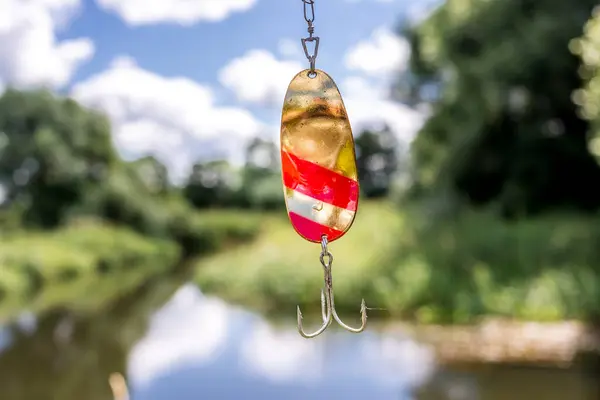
280,8,368,339
281,70,359,242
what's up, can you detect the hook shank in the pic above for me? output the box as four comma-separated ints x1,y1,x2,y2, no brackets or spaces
297,235,368,338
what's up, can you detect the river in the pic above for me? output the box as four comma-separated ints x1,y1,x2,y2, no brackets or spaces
0,281,597,400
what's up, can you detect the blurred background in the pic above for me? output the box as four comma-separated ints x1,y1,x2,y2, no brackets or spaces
1,0,600,399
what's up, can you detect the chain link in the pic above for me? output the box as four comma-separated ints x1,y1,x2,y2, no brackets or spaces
301,0,319,76
319,235,333,269
303,0,315,24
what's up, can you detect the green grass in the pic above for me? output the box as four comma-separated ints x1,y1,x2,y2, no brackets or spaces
194,201,404,317
4,198,598,325
195,201,600,324
391,209,600,324
0,221,179,318
0,210,263,320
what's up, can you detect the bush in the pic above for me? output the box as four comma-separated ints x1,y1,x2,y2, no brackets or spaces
166,203,262,256
379,207,600,323
194,202,403,316
194,200,600,324
0,222,179,313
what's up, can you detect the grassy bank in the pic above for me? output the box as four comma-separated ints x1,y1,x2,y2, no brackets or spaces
0,222,177,319
4,198,599,325
194,201,405,317
0,211,262,320
395,209,600,323
195,201,600,324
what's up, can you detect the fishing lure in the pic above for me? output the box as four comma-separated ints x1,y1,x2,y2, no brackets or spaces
280,0,368,338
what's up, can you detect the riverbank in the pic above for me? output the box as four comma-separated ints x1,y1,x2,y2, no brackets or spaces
392,318,600,367
195,200,600,324
192,200,600,367
0,211,262,321
3,200,600,368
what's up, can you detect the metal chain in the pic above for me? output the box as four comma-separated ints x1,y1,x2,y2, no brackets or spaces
319,235,334,313
301,0,320,76
303,0,315,24
319,235,333,270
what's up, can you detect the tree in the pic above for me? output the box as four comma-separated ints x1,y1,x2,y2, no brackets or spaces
0,89,118,227
129,156,170,196
183,160,241,208
355,125,399,198
572,7,600,163
404,0,600,217
241,137,281,210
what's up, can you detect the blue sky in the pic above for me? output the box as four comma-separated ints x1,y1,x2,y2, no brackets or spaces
65,0,412,84
1,0,437,180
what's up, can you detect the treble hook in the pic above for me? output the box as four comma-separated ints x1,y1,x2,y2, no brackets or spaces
297,235,368,338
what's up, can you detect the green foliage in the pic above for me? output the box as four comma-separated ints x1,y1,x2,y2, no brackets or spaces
68,166,172,237
572,7,600,160
0,87,267,322
242,137,282,209
194,202,403,315
167,206,262,256
0,222,179,316
0,209,261,319
184,160,243,209
0,89,222,256
381,205,600,323
129,155,171,195
195,200,600,324
183,137,283,210
5,0,600,330
182,128,405,210
0,89,118,227
355,126,400,198
405,0,600,217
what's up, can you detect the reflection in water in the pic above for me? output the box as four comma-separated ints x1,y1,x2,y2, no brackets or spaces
128,284,436,400
128,286,231,386
0,279,597,400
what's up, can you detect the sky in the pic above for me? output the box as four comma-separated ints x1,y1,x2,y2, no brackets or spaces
0,0,439,181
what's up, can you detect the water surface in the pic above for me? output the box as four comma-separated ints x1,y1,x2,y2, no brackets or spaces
0,282,597,400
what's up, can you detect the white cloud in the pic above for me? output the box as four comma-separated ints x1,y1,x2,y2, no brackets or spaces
360,335,436,388
219,49,303,106
344,27,410,76
341,76,425,144
240,320,323,383
278,38,304,59
341,27,424,142
219,49,423,145
95,0,258,26
128,284,230,386
0,0,95,89
342,75,388,100
72,56,263,180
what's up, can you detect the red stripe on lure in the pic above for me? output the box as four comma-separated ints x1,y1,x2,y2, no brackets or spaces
288,211,345,242
281,150,359,212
